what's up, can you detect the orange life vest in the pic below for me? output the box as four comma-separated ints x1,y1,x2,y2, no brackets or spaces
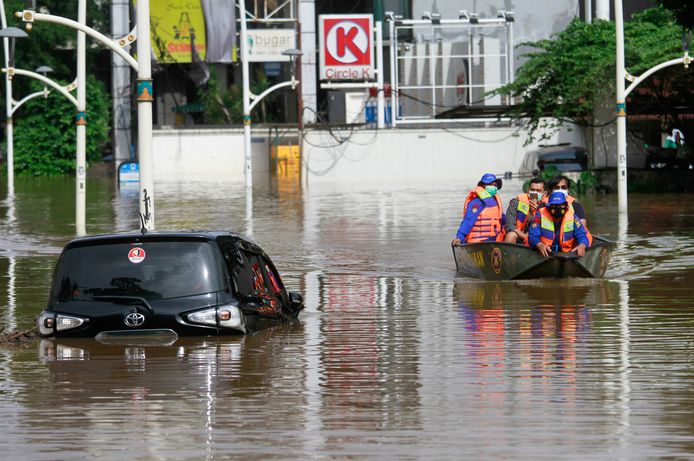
514,193,535,232
541,194,593,245
462,187,504,243
538,205,579,252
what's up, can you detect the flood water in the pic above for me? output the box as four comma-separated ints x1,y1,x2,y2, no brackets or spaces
1,174,694,460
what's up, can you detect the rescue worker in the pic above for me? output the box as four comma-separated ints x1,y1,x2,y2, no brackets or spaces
504,177,546,244
528,191,590,258
452,173,505,245
547,175,587,226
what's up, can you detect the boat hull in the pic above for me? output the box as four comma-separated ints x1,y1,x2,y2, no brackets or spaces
452,237,615,280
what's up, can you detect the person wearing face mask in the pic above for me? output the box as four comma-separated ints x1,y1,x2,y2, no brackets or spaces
528,191,590,258
452,173,505,245
504,177,546,245
547,175,587,226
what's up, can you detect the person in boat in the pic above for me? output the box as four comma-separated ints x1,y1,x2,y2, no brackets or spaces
452,173,505,245
528,191,590,258
548,175,587,226
504,177,546,245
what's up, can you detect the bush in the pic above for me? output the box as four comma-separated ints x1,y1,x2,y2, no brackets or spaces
12,74,110,176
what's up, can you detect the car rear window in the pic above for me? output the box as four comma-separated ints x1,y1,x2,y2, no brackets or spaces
51,241,225,302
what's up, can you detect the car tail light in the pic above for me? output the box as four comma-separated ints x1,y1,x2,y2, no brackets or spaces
37,311,88,337
187,308,217,326
56,315,86,332
186,305,244,332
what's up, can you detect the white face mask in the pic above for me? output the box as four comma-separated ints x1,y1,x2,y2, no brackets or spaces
554,189,569,197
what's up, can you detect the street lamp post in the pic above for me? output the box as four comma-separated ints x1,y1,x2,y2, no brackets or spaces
0,23,28,194
239,2,301,189
615,0,628,214
15,0,154,232
75,0,87,235
240,0,252,189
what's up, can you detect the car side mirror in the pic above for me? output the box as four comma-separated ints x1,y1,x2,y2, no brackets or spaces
288,291,304,311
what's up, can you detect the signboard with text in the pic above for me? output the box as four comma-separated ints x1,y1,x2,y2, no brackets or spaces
148,0,206,63
247,29,296,62
319,15,374,81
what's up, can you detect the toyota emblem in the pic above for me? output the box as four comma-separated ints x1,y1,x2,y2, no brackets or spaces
124,312,146,328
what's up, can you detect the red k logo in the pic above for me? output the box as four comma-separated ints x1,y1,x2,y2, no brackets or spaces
324,17,371,66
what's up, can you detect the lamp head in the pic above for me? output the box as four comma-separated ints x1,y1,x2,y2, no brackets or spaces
36,65,53,75
0,27,29,39
281,48,303,61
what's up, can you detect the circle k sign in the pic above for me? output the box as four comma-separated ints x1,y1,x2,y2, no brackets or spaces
319,15,374,81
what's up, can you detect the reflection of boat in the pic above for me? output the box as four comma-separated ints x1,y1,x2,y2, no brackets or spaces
452,237,615,280
454,278,617,310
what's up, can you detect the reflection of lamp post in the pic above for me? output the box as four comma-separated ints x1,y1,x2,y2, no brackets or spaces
0,25,28,193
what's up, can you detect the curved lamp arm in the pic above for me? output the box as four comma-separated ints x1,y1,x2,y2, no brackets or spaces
17,10,139,71
249,79,299,112
2,67,78,107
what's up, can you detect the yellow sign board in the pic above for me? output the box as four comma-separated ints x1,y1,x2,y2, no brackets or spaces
147,0,207,63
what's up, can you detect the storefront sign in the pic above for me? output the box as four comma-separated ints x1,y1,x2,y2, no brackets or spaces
319,15,374,81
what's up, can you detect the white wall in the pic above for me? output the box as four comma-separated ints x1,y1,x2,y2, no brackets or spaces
152,127,269,181
152,125,583,184
303,126,581,185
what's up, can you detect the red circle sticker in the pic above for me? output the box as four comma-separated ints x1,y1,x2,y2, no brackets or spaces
128,247,146,264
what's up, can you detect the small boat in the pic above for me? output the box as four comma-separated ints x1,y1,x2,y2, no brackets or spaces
452,236,615,280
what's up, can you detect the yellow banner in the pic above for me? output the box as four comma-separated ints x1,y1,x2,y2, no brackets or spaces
147,0,207,63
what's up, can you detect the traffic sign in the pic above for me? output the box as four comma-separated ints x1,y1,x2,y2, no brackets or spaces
319,15,374,81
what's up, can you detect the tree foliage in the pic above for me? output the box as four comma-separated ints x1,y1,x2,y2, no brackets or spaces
493,7,688,143
4,0,110,93
2,1,112,175
198,70,279,125
13,75,110,176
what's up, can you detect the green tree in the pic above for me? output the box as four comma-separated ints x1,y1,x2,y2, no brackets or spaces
198,70,279,125
2,1,112,175
4,0,110,94
13,74,110,176
493,7,688,143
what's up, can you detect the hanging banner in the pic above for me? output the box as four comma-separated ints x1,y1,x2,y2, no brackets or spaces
147,0,207,63
319,15,374,81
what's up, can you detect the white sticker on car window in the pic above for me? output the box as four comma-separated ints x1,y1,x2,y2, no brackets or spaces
128,247,146,264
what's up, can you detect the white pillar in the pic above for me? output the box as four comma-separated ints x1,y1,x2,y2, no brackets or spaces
299,0,317,124
136,0,155,229
615,0,627,213
585,0,592,24
75,0,87,236
1,2,14,193
111,0,131,170
388,18,397,127
596,0,609,20
376,21,385,129
240,0,252,188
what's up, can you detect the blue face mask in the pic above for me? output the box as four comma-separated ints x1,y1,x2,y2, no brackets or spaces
485,185,498,196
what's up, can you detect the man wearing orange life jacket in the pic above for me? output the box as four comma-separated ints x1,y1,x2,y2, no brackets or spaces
452,173,505,245
528,191,590,258
544,175,593,245
504,177,547,245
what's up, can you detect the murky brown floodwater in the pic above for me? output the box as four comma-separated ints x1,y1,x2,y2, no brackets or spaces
1,174,694,460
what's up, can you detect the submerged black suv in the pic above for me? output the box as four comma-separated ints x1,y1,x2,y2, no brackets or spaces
38,231,304,338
